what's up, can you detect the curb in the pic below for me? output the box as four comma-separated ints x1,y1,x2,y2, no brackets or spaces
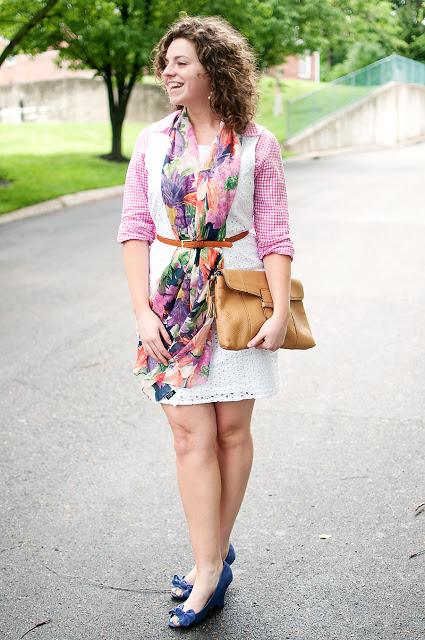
2,137,423,225
0,184,125,226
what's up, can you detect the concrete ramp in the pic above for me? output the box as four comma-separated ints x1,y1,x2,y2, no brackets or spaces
284,81,425,154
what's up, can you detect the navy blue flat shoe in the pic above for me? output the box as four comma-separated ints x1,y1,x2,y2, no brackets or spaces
171,543,235,600
168,561,233,628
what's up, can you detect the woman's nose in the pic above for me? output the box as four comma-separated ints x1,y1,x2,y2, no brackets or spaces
163,64,175,77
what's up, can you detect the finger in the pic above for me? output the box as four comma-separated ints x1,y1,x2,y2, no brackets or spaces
143,339,168,365
141,329,172,363
148,343,169,366
158,346,172,361
159,324,172,345
153,337,173,363
247,331,266,349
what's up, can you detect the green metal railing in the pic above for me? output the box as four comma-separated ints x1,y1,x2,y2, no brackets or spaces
286,54,425,139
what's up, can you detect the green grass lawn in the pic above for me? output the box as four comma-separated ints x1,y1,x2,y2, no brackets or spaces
0,77,321,215
0,122,149,214
255,76,322,142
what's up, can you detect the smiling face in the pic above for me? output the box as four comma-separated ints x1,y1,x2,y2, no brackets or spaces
162,38,212,111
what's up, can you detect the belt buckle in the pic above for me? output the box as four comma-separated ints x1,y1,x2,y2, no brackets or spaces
181,239,185,248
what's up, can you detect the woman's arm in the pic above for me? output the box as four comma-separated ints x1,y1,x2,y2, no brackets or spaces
247,253,291,351
119,128,171,365
247,129,293,350
123,240,171,365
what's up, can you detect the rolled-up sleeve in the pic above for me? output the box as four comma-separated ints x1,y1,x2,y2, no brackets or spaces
253,130,294,261
117,128,156,244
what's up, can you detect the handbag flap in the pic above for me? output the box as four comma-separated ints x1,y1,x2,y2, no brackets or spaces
219,270,304,301
219,269,268,297
290,279,304,301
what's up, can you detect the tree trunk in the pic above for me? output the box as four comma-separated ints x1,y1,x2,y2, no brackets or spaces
101,76,129,162
101,67,139,162
104,106,127,162
111,114,124,160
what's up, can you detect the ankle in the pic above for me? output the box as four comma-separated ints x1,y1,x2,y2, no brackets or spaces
196,560,223,580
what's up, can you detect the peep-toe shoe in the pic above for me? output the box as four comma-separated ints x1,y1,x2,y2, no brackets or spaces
171,542,235,600
168,560,233,628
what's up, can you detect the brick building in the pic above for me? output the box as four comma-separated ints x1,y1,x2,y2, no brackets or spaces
276,52,321,82
0,47,94,86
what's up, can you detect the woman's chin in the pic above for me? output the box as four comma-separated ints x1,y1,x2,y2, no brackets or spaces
168,94,185,107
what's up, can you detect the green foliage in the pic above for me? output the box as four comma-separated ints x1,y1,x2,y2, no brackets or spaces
394,1,425,63
20,1,159,78
326,41,388,79
0,0,62,66
0,0,58,36
320,0,425,79
320,0,404,79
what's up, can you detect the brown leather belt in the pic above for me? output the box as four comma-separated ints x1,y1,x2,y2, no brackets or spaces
156,230,249,249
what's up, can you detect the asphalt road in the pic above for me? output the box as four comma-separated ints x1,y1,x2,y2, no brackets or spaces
1,141,424,640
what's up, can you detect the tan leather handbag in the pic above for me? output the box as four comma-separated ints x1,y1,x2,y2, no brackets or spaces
207,269,315,351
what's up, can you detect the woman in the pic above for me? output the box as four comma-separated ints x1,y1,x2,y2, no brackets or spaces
117,15,294,628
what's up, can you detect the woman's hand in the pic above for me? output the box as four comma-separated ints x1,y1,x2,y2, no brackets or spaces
247,311,290,351
248,253,292,351
137,308,172,366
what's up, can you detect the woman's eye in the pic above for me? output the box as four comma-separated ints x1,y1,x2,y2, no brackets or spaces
177,62,186,66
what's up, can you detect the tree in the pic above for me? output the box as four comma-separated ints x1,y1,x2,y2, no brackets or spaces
16,0,334,161
0,0,62,67
318,0,405,79
393,0,425,63
327,41,388,78
18,0,166,161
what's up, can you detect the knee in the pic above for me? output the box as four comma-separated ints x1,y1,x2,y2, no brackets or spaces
169,420,192,458
168,419,214,460
216,420,251,451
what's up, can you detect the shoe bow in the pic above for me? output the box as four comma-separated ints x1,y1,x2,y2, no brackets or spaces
169,605,196,627
172,574,189,588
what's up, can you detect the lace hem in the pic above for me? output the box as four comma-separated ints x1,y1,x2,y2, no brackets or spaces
159,386,281,406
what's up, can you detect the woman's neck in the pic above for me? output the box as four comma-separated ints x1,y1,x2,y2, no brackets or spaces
186,105,221,145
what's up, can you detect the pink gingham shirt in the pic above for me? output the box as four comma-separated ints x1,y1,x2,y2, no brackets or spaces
118,112,294,261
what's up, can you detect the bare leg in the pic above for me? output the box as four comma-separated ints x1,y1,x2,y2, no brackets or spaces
215,399,255,553
170,399,255,595
162,403,224,623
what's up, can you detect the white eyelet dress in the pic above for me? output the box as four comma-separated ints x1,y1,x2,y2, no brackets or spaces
118,113,294,406
147,145,279,406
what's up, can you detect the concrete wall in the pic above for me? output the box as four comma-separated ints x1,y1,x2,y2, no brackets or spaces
0,77,171,124
285,82,425,154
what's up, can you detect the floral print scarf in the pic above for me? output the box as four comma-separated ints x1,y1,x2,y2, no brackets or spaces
133,109,241,403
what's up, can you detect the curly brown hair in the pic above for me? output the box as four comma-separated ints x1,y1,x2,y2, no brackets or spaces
152,15,259,133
